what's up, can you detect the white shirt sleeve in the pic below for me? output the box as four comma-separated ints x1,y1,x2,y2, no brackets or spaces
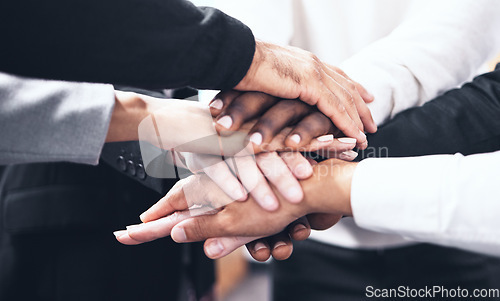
341,0,500,126
351,151,500,256
0,72,115,165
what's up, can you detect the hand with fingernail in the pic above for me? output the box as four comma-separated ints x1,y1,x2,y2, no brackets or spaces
199,90,365,213
115,159,356,261
209,90,373,158
234,41,377,149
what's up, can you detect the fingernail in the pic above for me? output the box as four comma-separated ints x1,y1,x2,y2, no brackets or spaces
113,230,127,238
209,98,223,110
262,195,278,211
294,224,307,233
205,240,224,257
171,226,187,242
273,241,287,250
139,213,146,222
316,134,334,142
254,242,267,252
359,130,367,140
216,115,233,129
295,163,313,178
233,187,247,201
338,137,357,144
289,134,301,144
286,186,302,202
339,150,358,161
249,132,263,146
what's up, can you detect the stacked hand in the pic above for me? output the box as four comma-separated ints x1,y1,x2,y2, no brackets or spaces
111,48,375,261
116,159,357,261
235,40,377,149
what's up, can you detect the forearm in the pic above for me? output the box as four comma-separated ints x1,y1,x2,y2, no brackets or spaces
351,151,500,256
0,0,255,90
0,73,115,165
106,91,149,143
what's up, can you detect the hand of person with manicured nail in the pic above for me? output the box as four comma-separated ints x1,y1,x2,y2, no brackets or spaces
208,90,370,155
234,41,377,149
115,159,356,253
178,108,357,213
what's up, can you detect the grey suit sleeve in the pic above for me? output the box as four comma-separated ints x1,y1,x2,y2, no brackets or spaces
0,72,115,165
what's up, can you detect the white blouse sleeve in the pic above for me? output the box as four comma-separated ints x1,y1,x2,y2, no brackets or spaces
351,150,500,256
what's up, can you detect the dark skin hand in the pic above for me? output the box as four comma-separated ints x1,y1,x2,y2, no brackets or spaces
244,159,342,262
116,160,355,261
245,213,341,262
115,76,374,260
114,108,346,261
209,91,371,157
209,72,374,257
213,65,377,150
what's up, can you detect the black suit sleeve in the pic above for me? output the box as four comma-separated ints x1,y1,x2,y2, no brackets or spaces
0,0,254,90
359,68,500,160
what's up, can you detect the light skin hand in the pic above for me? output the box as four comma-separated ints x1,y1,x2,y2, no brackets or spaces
169,159,355,242
180,151,312,211
107,91,317,212
115,211,339,261
241,158,342,262
106,90,351,156
107,91,353,257
116,159,356,247
209,91,361,160
177,101,360,213
106,91,225,155
234,40,377,149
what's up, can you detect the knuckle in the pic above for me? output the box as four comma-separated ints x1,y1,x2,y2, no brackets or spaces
276,99,296,109
257,152,278,164
335,100,347,114
169,211,180,222
346,80,356,91
305,65,322,81
220,214,236,235
254,118,276,134
308,52,320,63
296,121,315,137
191,219,207,239
305,55,322,76
252,92,274,103
228,100,250,115
341,87,354,102
336,69,348,78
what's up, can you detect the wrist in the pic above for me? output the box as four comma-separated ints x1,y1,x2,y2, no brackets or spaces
335,161,356,216
303,160,356,216
105,91,149,142
234,39,264,91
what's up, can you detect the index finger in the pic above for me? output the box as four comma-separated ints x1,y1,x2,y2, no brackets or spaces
306,79,368,150
326,64,374,103
213,92,278,133
140,178,191,223
124,210,194,244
